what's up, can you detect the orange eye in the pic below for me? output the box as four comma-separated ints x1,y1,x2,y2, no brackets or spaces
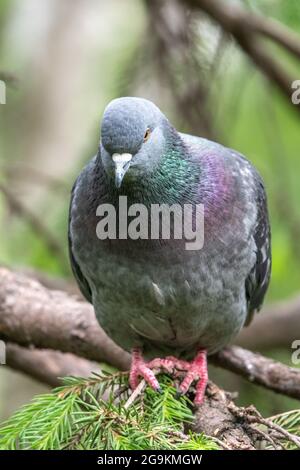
144,128,151,142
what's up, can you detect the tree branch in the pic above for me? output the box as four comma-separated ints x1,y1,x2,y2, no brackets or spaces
144,0,216,138
211,346,300,401
0,267,300,400
250,14,300,60
15,266,300,352
0,267,131,371
183,0,300,110
0,183,67,267
5,343,97,387
236,295,300,350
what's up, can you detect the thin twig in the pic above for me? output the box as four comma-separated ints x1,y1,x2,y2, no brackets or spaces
0,182,67,266
246,423,283,450
229,403,300,450
124,380,146,409
2,163,69,194
207,435,232,450
256,417,300,449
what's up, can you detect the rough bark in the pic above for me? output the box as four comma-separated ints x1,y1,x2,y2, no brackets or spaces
6,343,97,387
0,267,130,371
1,267,300,400
1,267,300,449
211,346,300,400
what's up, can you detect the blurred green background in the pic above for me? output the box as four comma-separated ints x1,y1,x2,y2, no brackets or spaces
0,0,300,420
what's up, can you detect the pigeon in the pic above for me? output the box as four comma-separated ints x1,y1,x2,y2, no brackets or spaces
68,97,271,404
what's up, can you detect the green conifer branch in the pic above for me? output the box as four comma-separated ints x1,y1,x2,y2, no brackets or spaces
0,372,219,450
1,370,300,450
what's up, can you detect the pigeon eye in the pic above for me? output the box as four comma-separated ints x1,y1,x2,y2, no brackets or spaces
144,128,151,142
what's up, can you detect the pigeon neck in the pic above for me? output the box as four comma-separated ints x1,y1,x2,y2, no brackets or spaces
125,150,197,206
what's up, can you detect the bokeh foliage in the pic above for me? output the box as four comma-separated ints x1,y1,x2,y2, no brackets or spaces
0,0,299,418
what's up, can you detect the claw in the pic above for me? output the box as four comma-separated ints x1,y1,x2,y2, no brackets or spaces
129,348,208,405
129,348,160,391
178,350,208,405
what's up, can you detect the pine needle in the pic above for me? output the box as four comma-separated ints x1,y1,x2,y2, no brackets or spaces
0,371,218,450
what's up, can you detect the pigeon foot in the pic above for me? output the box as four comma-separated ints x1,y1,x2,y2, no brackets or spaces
129,348,161,391
178,350,208,405
129,348,208,405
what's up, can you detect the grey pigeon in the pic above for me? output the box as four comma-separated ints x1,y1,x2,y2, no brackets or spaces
68,97,271,404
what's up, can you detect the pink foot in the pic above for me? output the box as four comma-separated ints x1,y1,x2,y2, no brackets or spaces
129,350,188,391
129,348,161,391
178,350,208,405
129,348,208,405
148,356,190,374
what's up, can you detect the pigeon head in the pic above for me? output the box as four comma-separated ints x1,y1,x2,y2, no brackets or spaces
100,97,174,188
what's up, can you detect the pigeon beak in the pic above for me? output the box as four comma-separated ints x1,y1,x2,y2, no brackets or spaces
112,153,132,188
